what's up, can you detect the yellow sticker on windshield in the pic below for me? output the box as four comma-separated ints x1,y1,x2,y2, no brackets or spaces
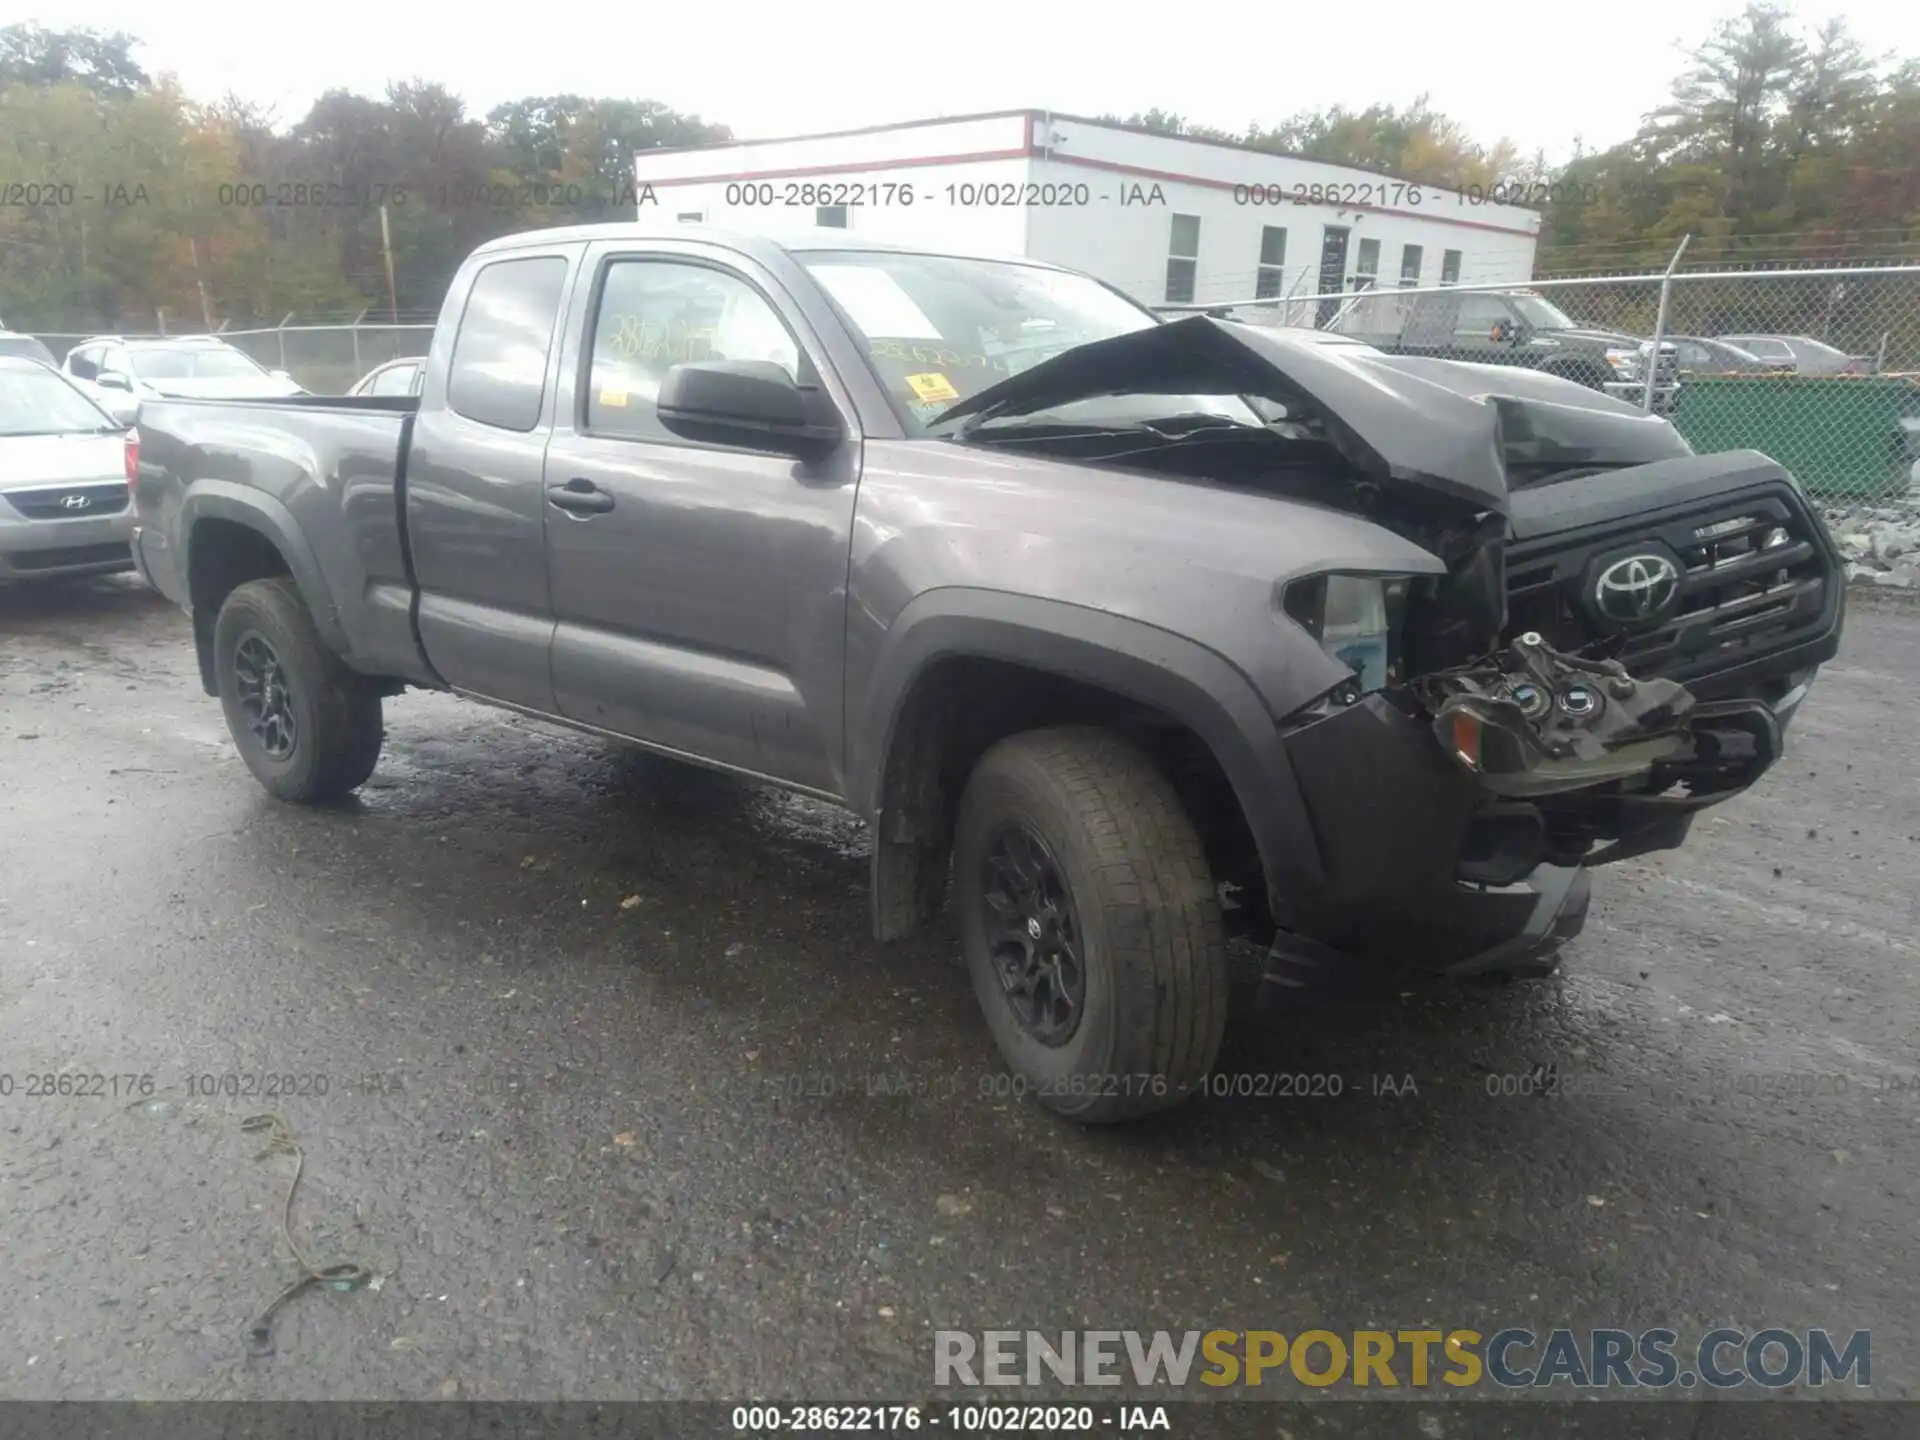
599,388,629,408
905,372,960,404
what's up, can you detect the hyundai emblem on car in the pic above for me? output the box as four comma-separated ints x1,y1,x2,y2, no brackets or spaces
1594,553,1681,624
60,494,92,510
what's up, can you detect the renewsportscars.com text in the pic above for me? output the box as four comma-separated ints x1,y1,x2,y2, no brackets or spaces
934,1328,1871,1390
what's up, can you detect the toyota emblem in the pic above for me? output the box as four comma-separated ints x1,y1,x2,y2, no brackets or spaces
60,493,92,510
1593,553,1680,625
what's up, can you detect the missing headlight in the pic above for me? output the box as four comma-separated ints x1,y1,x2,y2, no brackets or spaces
1283,573,1411,693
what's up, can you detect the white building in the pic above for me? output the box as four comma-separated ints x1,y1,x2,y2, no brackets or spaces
634,110,1540,316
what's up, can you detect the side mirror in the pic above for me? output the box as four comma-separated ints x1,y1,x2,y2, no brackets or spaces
656,360,841,460
96,370,132,391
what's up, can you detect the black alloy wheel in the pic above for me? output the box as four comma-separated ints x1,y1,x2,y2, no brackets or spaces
232,632,298,760
979,822,1087,1046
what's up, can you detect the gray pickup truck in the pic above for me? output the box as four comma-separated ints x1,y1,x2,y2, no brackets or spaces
131,224,1844,1122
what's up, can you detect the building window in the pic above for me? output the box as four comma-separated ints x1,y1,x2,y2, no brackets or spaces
677,211,704,223
1255,226,1287,301
1441,249,1463,285
1400,245,1423,287
1353,238,1381,291
1166,213,1201,304
816,205,848,228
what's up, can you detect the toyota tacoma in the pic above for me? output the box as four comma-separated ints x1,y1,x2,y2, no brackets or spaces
129,225,1844,1121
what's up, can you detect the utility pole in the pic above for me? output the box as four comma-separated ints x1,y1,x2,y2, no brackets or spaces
189,237,214,331
379,205,399,325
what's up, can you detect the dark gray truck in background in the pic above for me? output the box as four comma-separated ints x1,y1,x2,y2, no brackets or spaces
1325,287,1684,414
131,224,1844,1122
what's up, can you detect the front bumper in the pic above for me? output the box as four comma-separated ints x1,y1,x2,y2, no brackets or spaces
0,503,134,580
1259,662,1795,987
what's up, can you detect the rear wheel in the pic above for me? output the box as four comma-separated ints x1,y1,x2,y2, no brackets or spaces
213,577,383,802
953,726,1228,1123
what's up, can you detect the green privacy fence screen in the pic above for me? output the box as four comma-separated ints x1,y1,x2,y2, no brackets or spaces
1671,374,1920,503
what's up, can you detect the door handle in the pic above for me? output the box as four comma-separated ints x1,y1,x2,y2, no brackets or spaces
547,479,615,515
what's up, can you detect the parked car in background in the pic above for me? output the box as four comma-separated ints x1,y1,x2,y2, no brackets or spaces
348,357,427,397
62,335,307,410
1663,336,1777,376
1327,287,1682,413
1715,334,1874,375
0,331,60,367
0,356,141,583
132,224,1842,1122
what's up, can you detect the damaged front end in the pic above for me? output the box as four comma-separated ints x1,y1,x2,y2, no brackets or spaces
1268,629,1781,995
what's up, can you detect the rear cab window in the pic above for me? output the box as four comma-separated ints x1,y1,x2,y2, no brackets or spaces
446,255,571,431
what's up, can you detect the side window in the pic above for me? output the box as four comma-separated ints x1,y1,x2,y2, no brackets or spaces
1404,297,1456,347
101,345,131,378
1674,342,1708,368
67,345,100,380
446,255,569,432
1452,296,1511,343
584,259,801,442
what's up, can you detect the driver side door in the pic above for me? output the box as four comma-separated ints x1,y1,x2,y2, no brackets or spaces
541,243,865,796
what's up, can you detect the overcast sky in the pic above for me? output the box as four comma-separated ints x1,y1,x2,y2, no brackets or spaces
17,0,1920,162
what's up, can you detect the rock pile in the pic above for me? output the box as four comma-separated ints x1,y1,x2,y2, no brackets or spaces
1824,492,1920,589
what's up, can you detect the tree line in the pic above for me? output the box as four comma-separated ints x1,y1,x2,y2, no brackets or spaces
2,3,1915,332
1110,5,1918,274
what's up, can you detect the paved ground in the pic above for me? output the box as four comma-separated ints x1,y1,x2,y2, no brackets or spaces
2,576,1917,1409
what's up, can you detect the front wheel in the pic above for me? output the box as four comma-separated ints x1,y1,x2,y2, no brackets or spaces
953,727,1228,1123
213,577,384,803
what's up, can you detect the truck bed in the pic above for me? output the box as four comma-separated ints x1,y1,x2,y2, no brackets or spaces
132,394,437,691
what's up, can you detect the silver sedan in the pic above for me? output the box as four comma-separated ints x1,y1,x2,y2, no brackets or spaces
0,357,141,583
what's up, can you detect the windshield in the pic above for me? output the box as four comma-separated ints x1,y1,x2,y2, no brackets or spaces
795,250,1262,433
1509,295,1580,331
0,335,57,366
130,345,272,380
1790,337,1852,362
0,365,119,435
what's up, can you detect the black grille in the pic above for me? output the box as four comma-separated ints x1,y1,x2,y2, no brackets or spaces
1505,484,1834,686
4,482,130,521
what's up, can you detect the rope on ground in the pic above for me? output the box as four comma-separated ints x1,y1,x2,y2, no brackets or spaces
239,1111,373,1357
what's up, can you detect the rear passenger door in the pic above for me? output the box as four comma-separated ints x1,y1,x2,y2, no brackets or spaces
1398,294,1460,359
539,241,864,795
1444,294,1518,364
406,244,578,711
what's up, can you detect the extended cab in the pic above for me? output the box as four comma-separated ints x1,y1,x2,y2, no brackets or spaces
1327,287,1682,414
131,225,1844,1122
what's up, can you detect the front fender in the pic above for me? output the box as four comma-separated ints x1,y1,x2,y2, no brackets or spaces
851,586,1327,894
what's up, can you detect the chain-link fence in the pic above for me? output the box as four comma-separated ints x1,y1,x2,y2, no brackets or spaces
26,262,1920,506
29,322,436,396
1164,261,1920,507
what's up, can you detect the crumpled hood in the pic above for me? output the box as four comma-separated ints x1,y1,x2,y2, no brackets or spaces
935,317,1693,516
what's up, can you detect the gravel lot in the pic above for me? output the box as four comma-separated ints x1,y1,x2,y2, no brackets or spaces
2,576,1917,1427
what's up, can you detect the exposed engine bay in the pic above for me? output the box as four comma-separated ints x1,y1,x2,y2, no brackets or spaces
931,312,1838,979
